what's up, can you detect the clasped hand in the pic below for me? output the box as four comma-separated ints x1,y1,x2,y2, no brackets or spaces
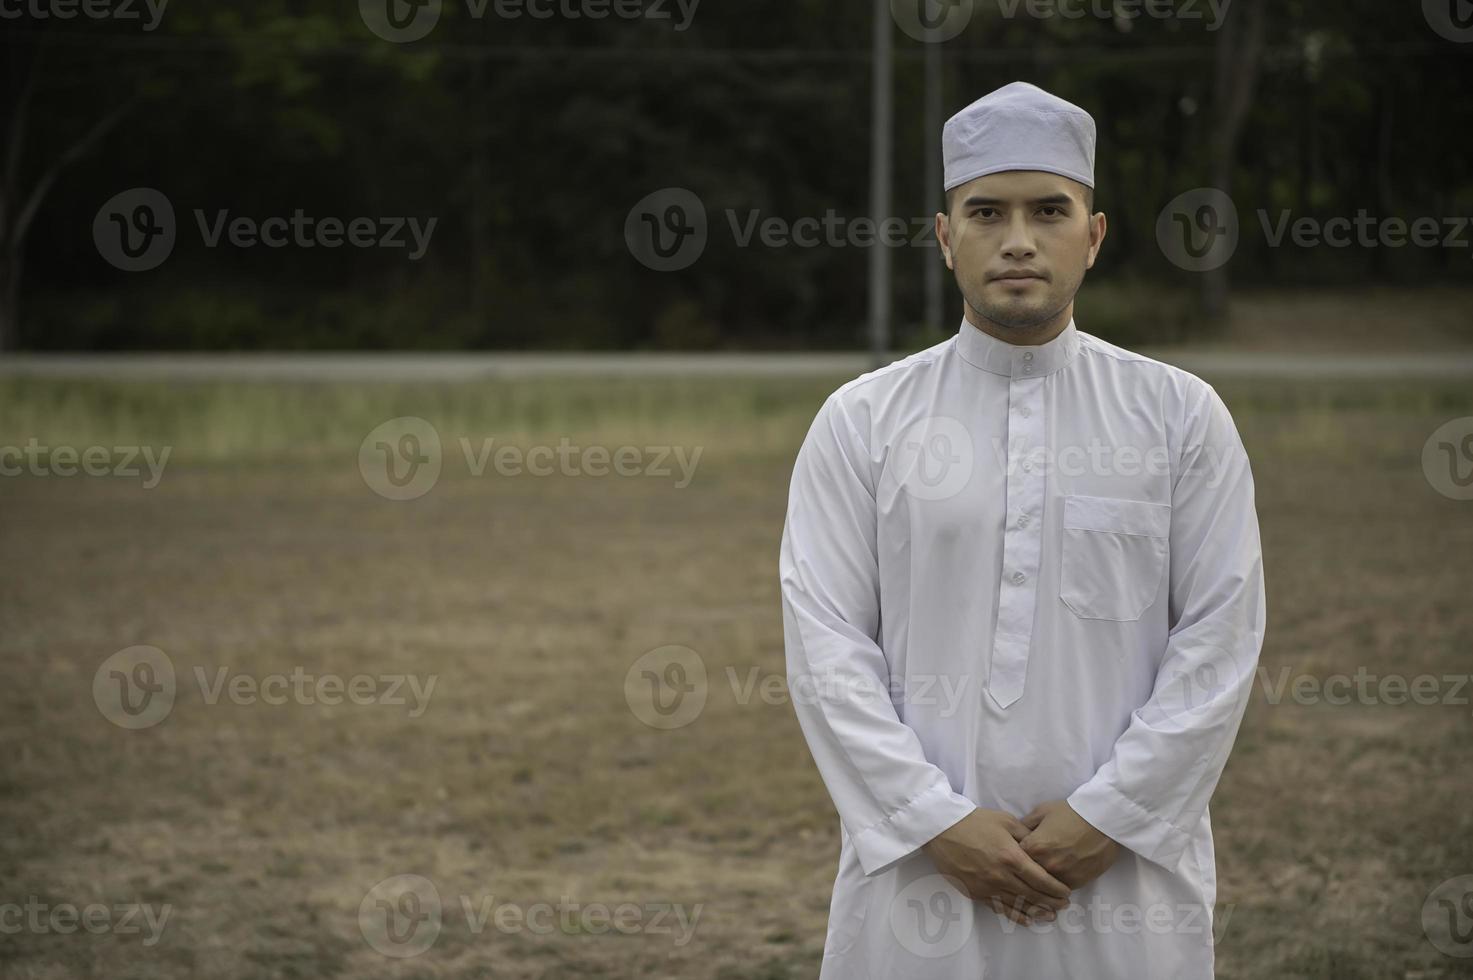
920,800,1122,926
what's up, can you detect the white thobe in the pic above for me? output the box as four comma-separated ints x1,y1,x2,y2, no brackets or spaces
779,318,1266,979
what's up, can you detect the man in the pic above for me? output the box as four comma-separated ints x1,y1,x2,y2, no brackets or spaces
778,81,1265,978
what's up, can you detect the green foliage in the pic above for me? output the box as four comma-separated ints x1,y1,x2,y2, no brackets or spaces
10,0,1473,349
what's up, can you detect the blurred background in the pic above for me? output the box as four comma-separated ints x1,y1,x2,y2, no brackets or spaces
1,1,1471,978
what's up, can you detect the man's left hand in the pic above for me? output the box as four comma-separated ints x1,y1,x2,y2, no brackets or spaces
1019,800,1123,890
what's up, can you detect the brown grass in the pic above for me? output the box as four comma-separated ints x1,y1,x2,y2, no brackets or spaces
0,376,1470,979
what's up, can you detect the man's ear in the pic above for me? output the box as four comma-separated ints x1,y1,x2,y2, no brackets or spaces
1085,211,1107,270
935,212,955,270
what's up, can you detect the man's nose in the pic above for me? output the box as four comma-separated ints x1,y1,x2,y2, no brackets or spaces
1000,216,1037,261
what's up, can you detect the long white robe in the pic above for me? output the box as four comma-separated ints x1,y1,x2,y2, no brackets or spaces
779,318,1266,979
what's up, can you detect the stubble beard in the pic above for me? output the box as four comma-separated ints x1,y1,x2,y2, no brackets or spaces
958,265,1084,333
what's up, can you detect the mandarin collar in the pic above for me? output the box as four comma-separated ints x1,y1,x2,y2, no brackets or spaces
954,316,1081,379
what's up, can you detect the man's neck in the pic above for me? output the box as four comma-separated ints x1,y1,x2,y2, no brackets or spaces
964,303,1073,347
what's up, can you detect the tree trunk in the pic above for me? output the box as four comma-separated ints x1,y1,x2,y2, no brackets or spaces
1203,0,1266,322
0,246,18,352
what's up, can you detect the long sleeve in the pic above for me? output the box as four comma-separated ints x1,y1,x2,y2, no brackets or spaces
779,392,977,877
1066,384,1267,871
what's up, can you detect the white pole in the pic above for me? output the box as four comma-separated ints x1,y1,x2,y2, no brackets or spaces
868,0,893,368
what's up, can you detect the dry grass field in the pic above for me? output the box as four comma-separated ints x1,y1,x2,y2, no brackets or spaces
1,370,1471,979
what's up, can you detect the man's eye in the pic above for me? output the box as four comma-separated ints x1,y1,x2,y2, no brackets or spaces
975,208,998,219
1039,206,1062,217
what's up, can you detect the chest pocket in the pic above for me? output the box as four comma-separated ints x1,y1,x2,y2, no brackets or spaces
1060,494,1171,621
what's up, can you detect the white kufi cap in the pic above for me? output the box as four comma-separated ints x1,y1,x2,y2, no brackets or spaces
943,81,1096,192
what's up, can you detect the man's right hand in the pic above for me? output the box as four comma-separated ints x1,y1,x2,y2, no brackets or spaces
921,808,1073,926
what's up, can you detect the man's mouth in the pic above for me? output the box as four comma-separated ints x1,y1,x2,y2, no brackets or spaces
992,271,1046,282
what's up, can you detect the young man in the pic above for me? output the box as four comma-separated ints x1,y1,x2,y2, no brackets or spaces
779,81,1266,978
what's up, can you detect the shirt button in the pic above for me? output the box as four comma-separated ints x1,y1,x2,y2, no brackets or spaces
1022,365,1033,375
1011,571,1026,585
1021,460,1032,472
1019,407,1031,418
1017,514,1030,528
1023,351,1034,361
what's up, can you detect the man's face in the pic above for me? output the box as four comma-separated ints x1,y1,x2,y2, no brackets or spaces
936,170,1105,332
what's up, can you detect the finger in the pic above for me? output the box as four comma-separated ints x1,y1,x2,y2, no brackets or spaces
1005,816,1034,840
1009,850,1072,902
999,892,1058,922
1005,877,1069,912
1020,808,1045,830
987,896,1033,927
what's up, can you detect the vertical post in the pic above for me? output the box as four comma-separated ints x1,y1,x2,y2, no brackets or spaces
868,0,893,368
471,55,488,340
923,29,943,341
